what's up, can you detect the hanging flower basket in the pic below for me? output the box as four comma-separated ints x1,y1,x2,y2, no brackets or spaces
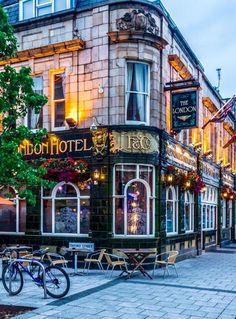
221,185,235,200
41,158,89,183
165,166,205,194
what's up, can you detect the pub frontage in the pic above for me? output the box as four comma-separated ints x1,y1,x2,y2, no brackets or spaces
0,0,235,256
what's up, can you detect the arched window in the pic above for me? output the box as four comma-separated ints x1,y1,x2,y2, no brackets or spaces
113,164,155,237
166,186,178,234
0,187,26,233
42,182,90,235
184,191,194,232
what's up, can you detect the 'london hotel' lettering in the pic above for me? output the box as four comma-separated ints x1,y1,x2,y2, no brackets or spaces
19,135,93,159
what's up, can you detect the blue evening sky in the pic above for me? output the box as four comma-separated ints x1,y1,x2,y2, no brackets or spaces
161,0,236,98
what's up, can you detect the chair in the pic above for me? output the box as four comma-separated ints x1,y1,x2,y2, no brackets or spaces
104,253,128,278
153,250,179,278
46,252,68,269
83,249,106,273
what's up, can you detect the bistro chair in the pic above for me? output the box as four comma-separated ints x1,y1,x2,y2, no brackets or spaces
153,250,179,278
104,253,128,278
83,249,106,273
46,252,69,269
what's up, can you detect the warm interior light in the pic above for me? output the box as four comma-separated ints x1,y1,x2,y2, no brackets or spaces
93,169,100,180
167,175,173,182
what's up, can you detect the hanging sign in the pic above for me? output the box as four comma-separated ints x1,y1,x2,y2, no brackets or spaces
171,90,198,130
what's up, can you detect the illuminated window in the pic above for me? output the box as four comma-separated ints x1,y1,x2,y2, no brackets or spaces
52,72,65,129
0,187,26,233
126,62,150,125
19,0,70,20
42,182,90,235
166,186,178,234
27,76,44,130
113,164,155,237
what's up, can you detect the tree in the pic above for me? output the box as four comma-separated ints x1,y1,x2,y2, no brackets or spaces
0,6,51,205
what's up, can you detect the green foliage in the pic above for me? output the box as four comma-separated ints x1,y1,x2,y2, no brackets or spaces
0,6,49,205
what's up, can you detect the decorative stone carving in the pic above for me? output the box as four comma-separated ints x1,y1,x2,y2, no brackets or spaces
116,9,159,36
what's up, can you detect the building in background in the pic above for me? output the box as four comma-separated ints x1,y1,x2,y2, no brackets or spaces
0,0,235,255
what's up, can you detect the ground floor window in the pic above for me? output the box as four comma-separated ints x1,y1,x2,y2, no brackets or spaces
166,186,178,235
0,187,26,233
201,186,217,230
42,182,90,235
184,191,194,232
113,164,155,237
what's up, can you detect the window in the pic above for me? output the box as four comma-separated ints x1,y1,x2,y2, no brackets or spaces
113,164,155,237
28,76,43,130
19,0,70,20
166,186,178,234
42,182,90,235
184,191,194,232
52,72,65,129
0,187,26,233
126,62,150,125
201,187,217,230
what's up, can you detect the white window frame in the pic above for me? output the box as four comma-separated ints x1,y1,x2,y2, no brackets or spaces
26,75,44,131
19,0,70,20
50,69,66,131
166,186,178,236
113,164,155,238
41,182,90,237
125,61,150,126
0,188,26,234
222,199,226,229
201,186,217,231
184,191,194,233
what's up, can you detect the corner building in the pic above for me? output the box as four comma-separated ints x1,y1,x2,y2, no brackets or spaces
0,0,235,255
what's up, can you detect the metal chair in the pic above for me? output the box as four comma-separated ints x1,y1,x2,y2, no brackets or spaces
153,250,179,278
104,253,128,278
83,249,106,273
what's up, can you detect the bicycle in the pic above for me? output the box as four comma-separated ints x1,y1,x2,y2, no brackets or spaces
1,248,70,298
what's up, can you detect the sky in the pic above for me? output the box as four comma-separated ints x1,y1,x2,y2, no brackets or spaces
160,0,236,98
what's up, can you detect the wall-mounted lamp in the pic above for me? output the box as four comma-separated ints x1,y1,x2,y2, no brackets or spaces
193,142,202,153
65,117,77,129
92,167,106,184
90,116,101,133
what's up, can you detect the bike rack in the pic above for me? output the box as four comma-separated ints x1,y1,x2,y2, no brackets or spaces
8,258,47,299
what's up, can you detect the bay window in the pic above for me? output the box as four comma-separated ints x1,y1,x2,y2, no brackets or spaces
126,61,150,125
201,186,217,230
113,164,155,237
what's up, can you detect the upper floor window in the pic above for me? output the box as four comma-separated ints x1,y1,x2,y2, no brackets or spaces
19,0,70,20
27,76,43,130
126,61,150,125
52,72,65,130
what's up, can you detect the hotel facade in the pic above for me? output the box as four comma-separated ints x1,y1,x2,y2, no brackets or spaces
0,0,235,255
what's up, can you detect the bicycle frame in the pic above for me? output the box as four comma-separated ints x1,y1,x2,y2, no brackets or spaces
8,258,47,299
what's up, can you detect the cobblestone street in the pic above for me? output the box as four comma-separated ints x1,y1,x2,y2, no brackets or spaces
0,249,236,319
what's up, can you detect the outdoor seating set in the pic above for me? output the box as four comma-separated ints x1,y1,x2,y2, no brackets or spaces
0,245,179,280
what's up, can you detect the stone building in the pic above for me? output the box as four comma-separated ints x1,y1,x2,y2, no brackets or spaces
0,0,235,255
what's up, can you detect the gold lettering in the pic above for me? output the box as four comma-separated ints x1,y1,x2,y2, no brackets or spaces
67,140,74,152
27,143,34,156
50,139,59,155
41,142,49,155
75,139,84,152
34,144,42,155
140,136,151,150
84,138,92,151
59,141,67,153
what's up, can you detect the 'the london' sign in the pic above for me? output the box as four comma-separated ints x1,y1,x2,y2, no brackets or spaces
171,90,198,130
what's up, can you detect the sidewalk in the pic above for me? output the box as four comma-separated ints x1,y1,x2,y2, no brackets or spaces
0,250,236,319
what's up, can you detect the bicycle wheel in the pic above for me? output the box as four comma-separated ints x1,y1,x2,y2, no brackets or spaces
43,265,70,298
2,264,24,295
